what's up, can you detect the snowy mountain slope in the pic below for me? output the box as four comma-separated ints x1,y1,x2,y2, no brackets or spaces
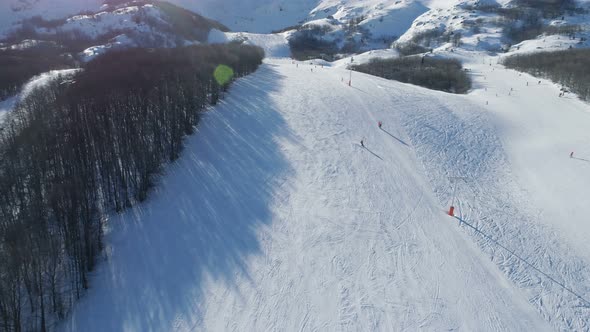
0,0,103,37
59,57,590,331
0,0,436,60
394,49,590,330
306,0,430,40
508,10,590,54
1,2,230,61
163,0,432,34
208,30,292,58
473,52,590,257
396,0,590,54
190,0,590,56
3,0,589,61
1,0,459,38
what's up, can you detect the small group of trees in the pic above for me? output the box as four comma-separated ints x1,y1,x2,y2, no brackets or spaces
0,43,264,331
498,1,584,43
467,0,580,18
343,15,366,34
393,30,442,57
503,48,590,101
462,0,584,45
393,29,461,56
512,0,578,16
288,25,338,60
351,56,471,94
288,15,373,60
394,42,431,56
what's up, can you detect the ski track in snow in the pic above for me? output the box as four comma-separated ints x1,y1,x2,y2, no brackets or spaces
193,59,549,331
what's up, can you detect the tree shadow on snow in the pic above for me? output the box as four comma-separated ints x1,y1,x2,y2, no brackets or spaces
62,65,295,331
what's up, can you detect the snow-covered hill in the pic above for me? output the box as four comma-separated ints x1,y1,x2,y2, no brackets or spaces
1,1,229,61
59,55,590,331
396,0,590,53
0,0,428,36
3,0,590,61
2,0,590,330
0,0,103,36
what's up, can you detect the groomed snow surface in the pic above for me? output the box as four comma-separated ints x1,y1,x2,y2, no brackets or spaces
61,55,589,331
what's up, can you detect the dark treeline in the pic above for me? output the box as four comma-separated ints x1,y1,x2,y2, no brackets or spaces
288,25,339,60
288,16,372,60
394,29,462,56
351,56,471,94
0,43,264,331
503,48,590,101
496,0,584,44
462,0,585,46
0,45,74,101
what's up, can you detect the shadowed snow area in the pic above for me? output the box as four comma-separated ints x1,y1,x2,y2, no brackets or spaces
62,66,294,331
60,58,571,331
0,96,16,124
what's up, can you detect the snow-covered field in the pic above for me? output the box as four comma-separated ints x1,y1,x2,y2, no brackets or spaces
60,55,590,331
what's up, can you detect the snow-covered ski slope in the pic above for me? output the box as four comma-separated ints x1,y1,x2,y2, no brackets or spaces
61,55,590,331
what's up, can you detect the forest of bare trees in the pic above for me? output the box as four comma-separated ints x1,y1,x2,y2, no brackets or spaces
0,45,73,101
351,56,471,94
0,43,264,331
503,49,590,101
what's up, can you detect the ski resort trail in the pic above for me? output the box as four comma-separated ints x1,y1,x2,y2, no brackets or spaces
61,57,590,331
469,56,590,256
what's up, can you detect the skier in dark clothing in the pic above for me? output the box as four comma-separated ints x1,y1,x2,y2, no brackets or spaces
361,139,364,147
378,121,382,129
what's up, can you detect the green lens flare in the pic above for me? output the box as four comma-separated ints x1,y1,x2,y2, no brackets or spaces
214,65,234,85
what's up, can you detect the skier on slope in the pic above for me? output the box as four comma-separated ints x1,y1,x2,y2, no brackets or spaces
361,139,364,147
378,121,382,129
570,151,574,158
